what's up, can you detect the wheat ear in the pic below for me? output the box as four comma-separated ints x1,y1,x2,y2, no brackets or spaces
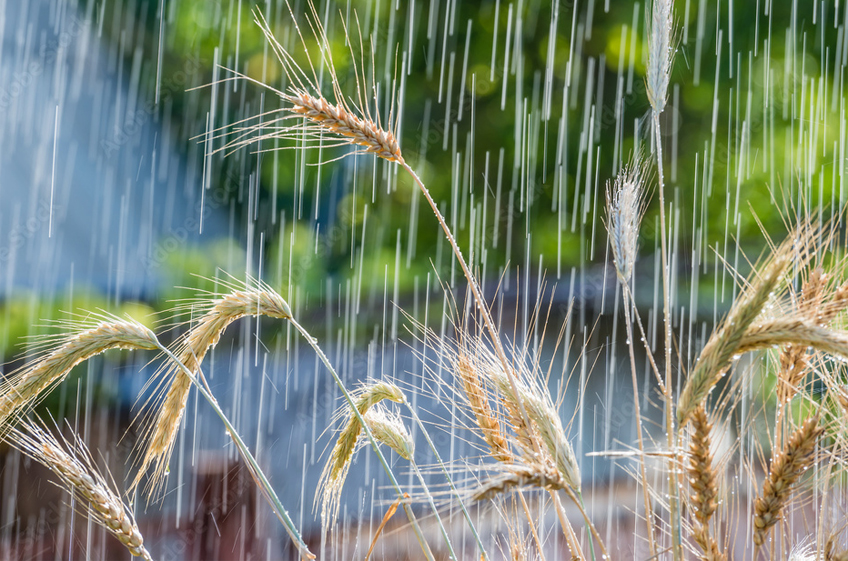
456,352,511,462
284,91,404,163
777,270,825,399
777,344,809,405
489,370,581,491
605,157,647,285
736,320,848,359
646,0,675,114
135,285,291,494
0,318,158,429
363,407,414,460
753,415,823,547
6,420,152,560
678,243,793,425
688,406,724,561
317,382,405,529
472,463,568,502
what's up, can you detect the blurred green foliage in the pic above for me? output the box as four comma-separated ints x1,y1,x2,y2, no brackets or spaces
54,0,844,320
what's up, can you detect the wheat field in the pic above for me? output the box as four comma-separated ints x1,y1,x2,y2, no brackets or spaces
1,0,848,560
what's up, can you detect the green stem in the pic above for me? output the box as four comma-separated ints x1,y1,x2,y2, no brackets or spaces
621,282,658,557
157,344,314,560
405,404,488,560
286,317,436,561
654,112,683,561
409,459,456,560
564,487,609,561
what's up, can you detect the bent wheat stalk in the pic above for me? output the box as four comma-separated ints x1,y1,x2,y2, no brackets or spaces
230,9,601,555
156,343,314,559
6,420,153,560
472,463,568,502
0,317,159,429
361,407,457,560
318,382,405,529
243,8,545,489
135,283,291,493
285,315,434,560
678,239,794,426
737,320,848,359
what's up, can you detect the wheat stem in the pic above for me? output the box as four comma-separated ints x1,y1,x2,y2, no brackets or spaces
157,344,314,560
623,283,658,557
408,459,456,560
549,490,585,560
646,0,681,552
399,162,541,457
567,487,608,561
286,316,435,561
397,157,601,557
405,404,489,559
655,111,683,561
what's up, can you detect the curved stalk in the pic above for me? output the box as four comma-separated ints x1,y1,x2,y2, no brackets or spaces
409,459,456,560
156,344,315,560
405,405,489,560
399,160,603,556
400,162,539,450
286,317,438,560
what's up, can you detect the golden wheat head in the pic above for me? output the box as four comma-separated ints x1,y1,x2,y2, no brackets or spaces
489,369,581,491
678,237,795,425
133,280,291,497
0,315,158,432
688,405,724,560
316,382,405,531
6,419,153,560
753,415,823,547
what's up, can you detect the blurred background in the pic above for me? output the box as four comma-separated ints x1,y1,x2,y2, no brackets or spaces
0,0,838,559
